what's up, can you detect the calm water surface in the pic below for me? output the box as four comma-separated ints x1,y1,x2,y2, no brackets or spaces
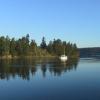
0,58,100,100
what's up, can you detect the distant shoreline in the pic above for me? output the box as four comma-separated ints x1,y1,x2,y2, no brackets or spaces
0,55,79,60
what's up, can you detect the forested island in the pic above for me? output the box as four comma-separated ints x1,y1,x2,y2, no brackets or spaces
0,34,79,59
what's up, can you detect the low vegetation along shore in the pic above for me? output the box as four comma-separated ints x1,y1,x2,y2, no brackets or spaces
0,34,79,59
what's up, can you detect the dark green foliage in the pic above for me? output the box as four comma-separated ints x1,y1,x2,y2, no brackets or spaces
10,38,17,56
47,39,79,57
29,40,37,56
0,34,79,58
0,36,10,56
40,37,47,49
0,36,5,55
15,34,30,56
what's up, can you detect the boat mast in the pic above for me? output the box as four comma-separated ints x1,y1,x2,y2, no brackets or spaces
64,46,65,55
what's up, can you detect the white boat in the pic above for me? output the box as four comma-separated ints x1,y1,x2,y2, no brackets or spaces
59,46,68,61
60,55,68,61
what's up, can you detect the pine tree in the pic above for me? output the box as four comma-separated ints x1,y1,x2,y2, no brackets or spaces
10,38,17,56
40,37,47,49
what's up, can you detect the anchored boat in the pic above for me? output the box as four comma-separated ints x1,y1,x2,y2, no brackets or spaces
60,55,68,61
60,47,68,61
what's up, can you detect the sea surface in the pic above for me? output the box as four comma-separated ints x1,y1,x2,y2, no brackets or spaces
0,58,100,100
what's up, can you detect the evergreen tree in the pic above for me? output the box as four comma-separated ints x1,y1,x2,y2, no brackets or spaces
0,36,5,55
5,36,10,55
40,37,47,49
30,40,37,56
47,41,54,55
10,38,17,56
16,39,23,55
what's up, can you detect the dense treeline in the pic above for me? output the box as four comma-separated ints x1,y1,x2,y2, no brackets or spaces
0,34,79,58
47,39,79,57
79,47,100,58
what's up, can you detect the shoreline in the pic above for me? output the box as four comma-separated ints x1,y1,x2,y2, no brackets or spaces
0,55,79,60
0,55,57,59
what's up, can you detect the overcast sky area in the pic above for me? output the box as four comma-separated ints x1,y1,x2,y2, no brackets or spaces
0,0,100,48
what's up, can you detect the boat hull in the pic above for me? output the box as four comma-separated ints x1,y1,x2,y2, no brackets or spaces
60,55,68,61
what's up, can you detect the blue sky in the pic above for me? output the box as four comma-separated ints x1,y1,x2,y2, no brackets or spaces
0,0,100,47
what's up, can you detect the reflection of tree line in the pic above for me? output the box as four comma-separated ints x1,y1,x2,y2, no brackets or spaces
0,59,37,80
48,58,78,76
0,58,79,80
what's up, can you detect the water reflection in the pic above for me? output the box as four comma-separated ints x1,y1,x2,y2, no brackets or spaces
0,58,79,80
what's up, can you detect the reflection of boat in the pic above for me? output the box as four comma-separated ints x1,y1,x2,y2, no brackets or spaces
60,55,68,61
